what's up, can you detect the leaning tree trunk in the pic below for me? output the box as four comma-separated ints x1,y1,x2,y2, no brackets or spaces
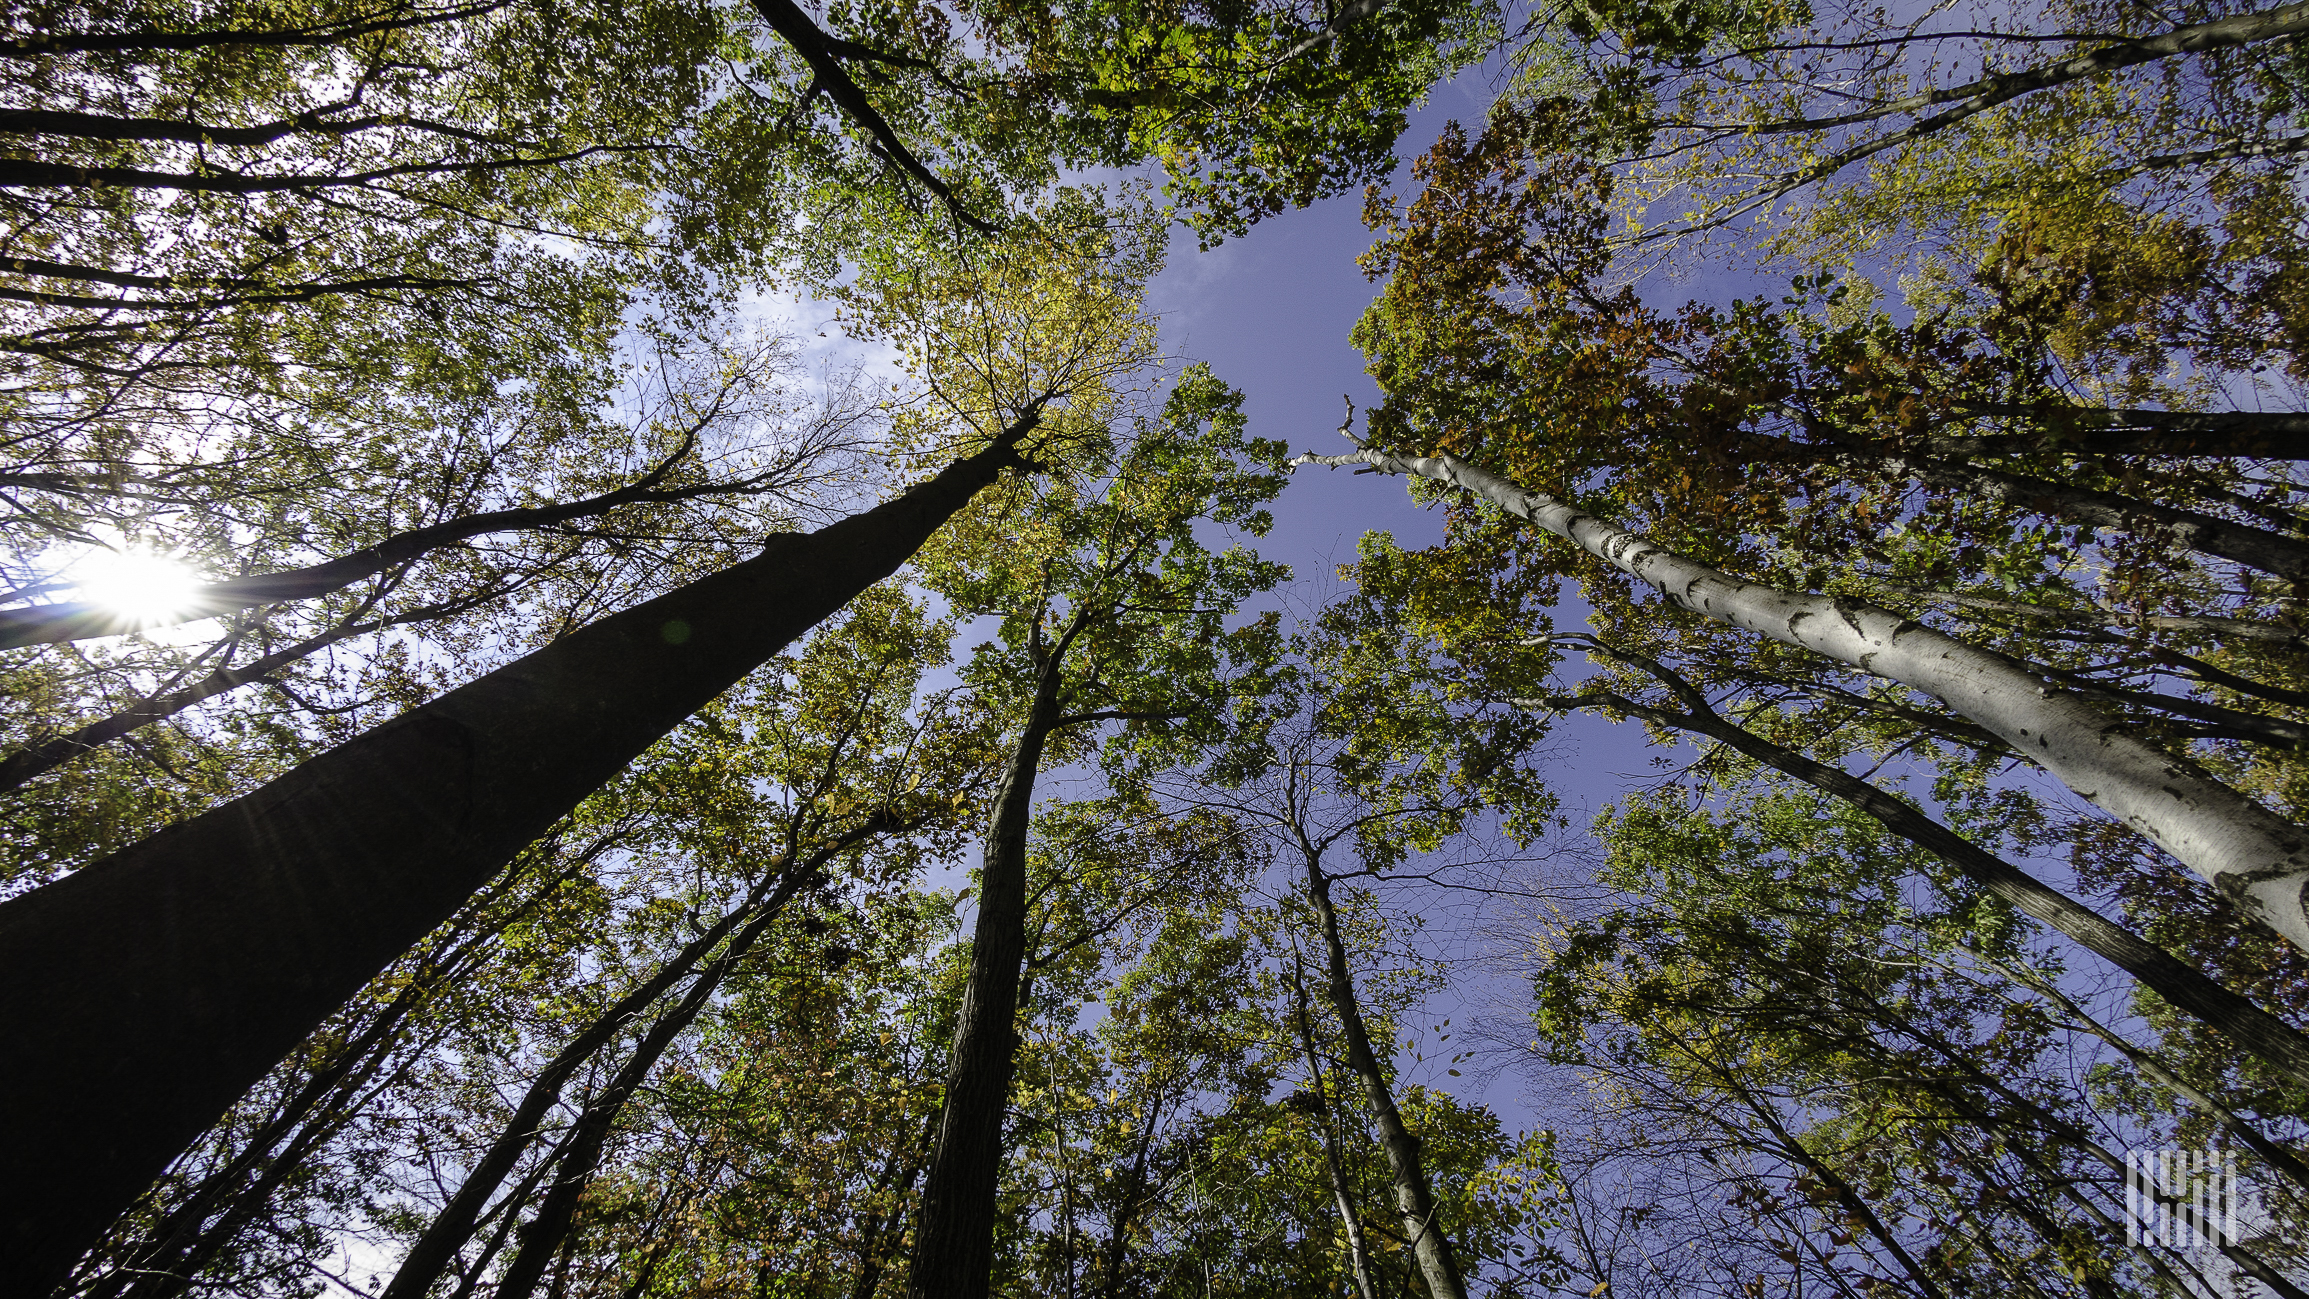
1879,447,2309,583
1300,848,1469,1299
1520,647,2309,1091
484,872,807,1299
378,837,865,1299
1288,956,1382,1299
1742,427,2309,582
1940,404,2309,459
905,667,1064,1299
1295,446,2309,954
0,418,1039,1298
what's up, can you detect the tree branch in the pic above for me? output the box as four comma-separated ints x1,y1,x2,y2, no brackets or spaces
1517,638,2309,1092
746,0,999,235
0,428,740,649
0,1,510,59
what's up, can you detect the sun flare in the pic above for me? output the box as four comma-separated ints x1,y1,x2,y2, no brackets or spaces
74,547,204,625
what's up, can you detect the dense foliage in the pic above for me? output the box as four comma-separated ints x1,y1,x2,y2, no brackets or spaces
5,0,2309,1295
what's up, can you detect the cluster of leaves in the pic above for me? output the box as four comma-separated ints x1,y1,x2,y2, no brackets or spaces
1324,3,2309,1293
1526,777,2309,1296
0,0,1494,888
19,143,1580,1294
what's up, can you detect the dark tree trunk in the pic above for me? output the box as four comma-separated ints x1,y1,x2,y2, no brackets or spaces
85,839,600,1299
1941,404,2309,459
0,423,1035,1298
905,663,1065,1299
1735,427,2309,582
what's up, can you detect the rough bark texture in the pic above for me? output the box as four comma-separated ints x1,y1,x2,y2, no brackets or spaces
1302,851,1468,1299
1297,447,2309,952
0,426,1034,1298
905,671,1062,1299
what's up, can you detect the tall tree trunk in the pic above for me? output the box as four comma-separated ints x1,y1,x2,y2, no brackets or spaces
1938,404,2309,459
1521,647,2309,1090
88,838,603,1299
1296,446,2309,954
1289,955,1382,1299
1093,1093,1163,1299
381,836,867,1299
1874,447,2309,583
485,873,805,1299
0,419,1038,1298
905,664,1064,1299
1971,949,2309,1198
1299,847,1468,1299
1744,426,2309,581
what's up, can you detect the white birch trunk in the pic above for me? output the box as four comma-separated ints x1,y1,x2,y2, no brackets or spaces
1296,448,2309,952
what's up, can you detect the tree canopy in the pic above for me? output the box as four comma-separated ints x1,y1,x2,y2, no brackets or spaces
4,0,2308,1296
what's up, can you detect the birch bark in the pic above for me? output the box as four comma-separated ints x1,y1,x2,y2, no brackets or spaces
1294,447,2309,952
1514,645,2309,1090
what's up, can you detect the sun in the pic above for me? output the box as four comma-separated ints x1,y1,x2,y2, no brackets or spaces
74,546,205,626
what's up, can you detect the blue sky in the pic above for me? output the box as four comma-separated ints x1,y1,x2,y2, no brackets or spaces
1141,84,1687,1129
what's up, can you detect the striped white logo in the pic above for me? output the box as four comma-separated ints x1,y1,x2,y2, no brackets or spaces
2126,1148,2239,1249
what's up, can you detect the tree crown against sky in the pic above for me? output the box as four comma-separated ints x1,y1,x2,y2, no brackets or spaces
9,0,2309,1296
1319,3,2309,1293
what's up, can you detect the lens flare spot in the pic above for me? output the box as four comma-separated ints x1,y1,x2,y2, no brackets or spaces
75,547,203,625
